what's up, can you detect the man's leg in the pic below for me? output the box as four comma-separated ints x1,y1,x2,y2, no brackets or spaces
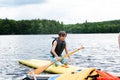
61,58,69,68
50,55,59,66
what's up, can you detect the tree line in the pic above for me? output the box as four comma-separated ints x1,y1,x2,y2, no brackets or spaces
0,18,120,34
0,18,63,34
64,20,120,33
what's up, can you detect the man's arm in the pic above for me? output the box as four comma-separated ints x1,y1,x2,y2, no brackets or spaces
51,41,61,60
65,45,72,62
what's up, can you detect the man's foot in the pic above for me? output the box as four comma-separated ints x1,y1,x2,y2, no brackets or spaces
61,64,69,68
54,63,59,67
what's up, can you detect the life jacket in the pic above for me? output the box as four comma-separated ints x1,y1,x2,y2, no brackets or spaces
51,37,66,57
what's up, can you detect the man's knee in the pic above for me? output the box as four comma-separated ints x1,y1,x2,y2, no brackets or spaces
61,58,68,64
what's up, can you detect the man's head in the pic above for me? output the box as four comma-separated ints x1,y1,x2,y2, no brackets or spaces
58,31,67,41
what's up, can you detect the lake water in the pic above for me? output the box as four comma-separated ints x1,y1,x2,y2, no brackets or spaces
0,34,120,80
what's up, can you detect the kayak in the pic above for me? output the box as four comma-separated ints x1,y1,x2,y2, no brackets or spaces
21,73,120,80
19,59,81,74
48,68,120,80
96,70,120,80
48,68,97,80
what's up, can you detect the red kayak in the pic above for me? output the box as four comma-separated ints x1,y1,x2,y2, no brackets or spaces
97,70,120,80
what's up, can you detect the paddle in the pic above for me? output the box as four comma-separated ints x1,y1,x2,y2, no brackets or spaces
28,46,84,75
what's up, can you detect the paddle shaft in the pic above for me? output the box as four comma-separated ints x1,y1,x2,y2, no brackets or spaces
29,46,84,75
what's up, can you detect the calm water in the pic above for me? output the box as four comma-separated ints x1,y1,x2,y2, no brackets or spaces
0,34,120,80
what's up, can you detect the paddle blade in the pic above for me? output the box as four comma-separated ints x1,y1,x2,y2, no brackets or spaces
29,63,52,75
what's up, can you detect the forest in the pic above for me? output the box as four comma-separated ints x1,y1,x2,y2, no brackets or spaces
0,18,120,34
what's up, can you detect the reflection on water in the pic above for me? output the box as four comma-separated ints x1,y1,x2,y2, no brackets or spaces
0,34,120,79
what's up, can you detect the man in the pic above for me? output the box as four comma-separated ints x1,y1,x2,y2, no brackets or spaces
50,31,71,67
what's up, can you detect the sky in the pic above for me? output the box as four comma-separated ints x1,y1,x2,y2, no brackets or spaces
0,0,120,24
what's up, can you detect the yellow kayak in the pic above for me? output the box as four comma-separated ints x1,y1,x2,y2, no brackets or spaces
19,59,80,74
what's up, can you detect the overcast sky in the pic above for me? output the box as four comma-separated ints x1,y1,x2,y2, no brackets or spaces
0,0,120,24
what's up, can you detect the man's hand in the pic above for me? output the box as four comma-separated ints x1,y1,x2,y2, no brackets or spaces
69,58,72,62
69,58,74,65
79,45,84,50
56,57,61,61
